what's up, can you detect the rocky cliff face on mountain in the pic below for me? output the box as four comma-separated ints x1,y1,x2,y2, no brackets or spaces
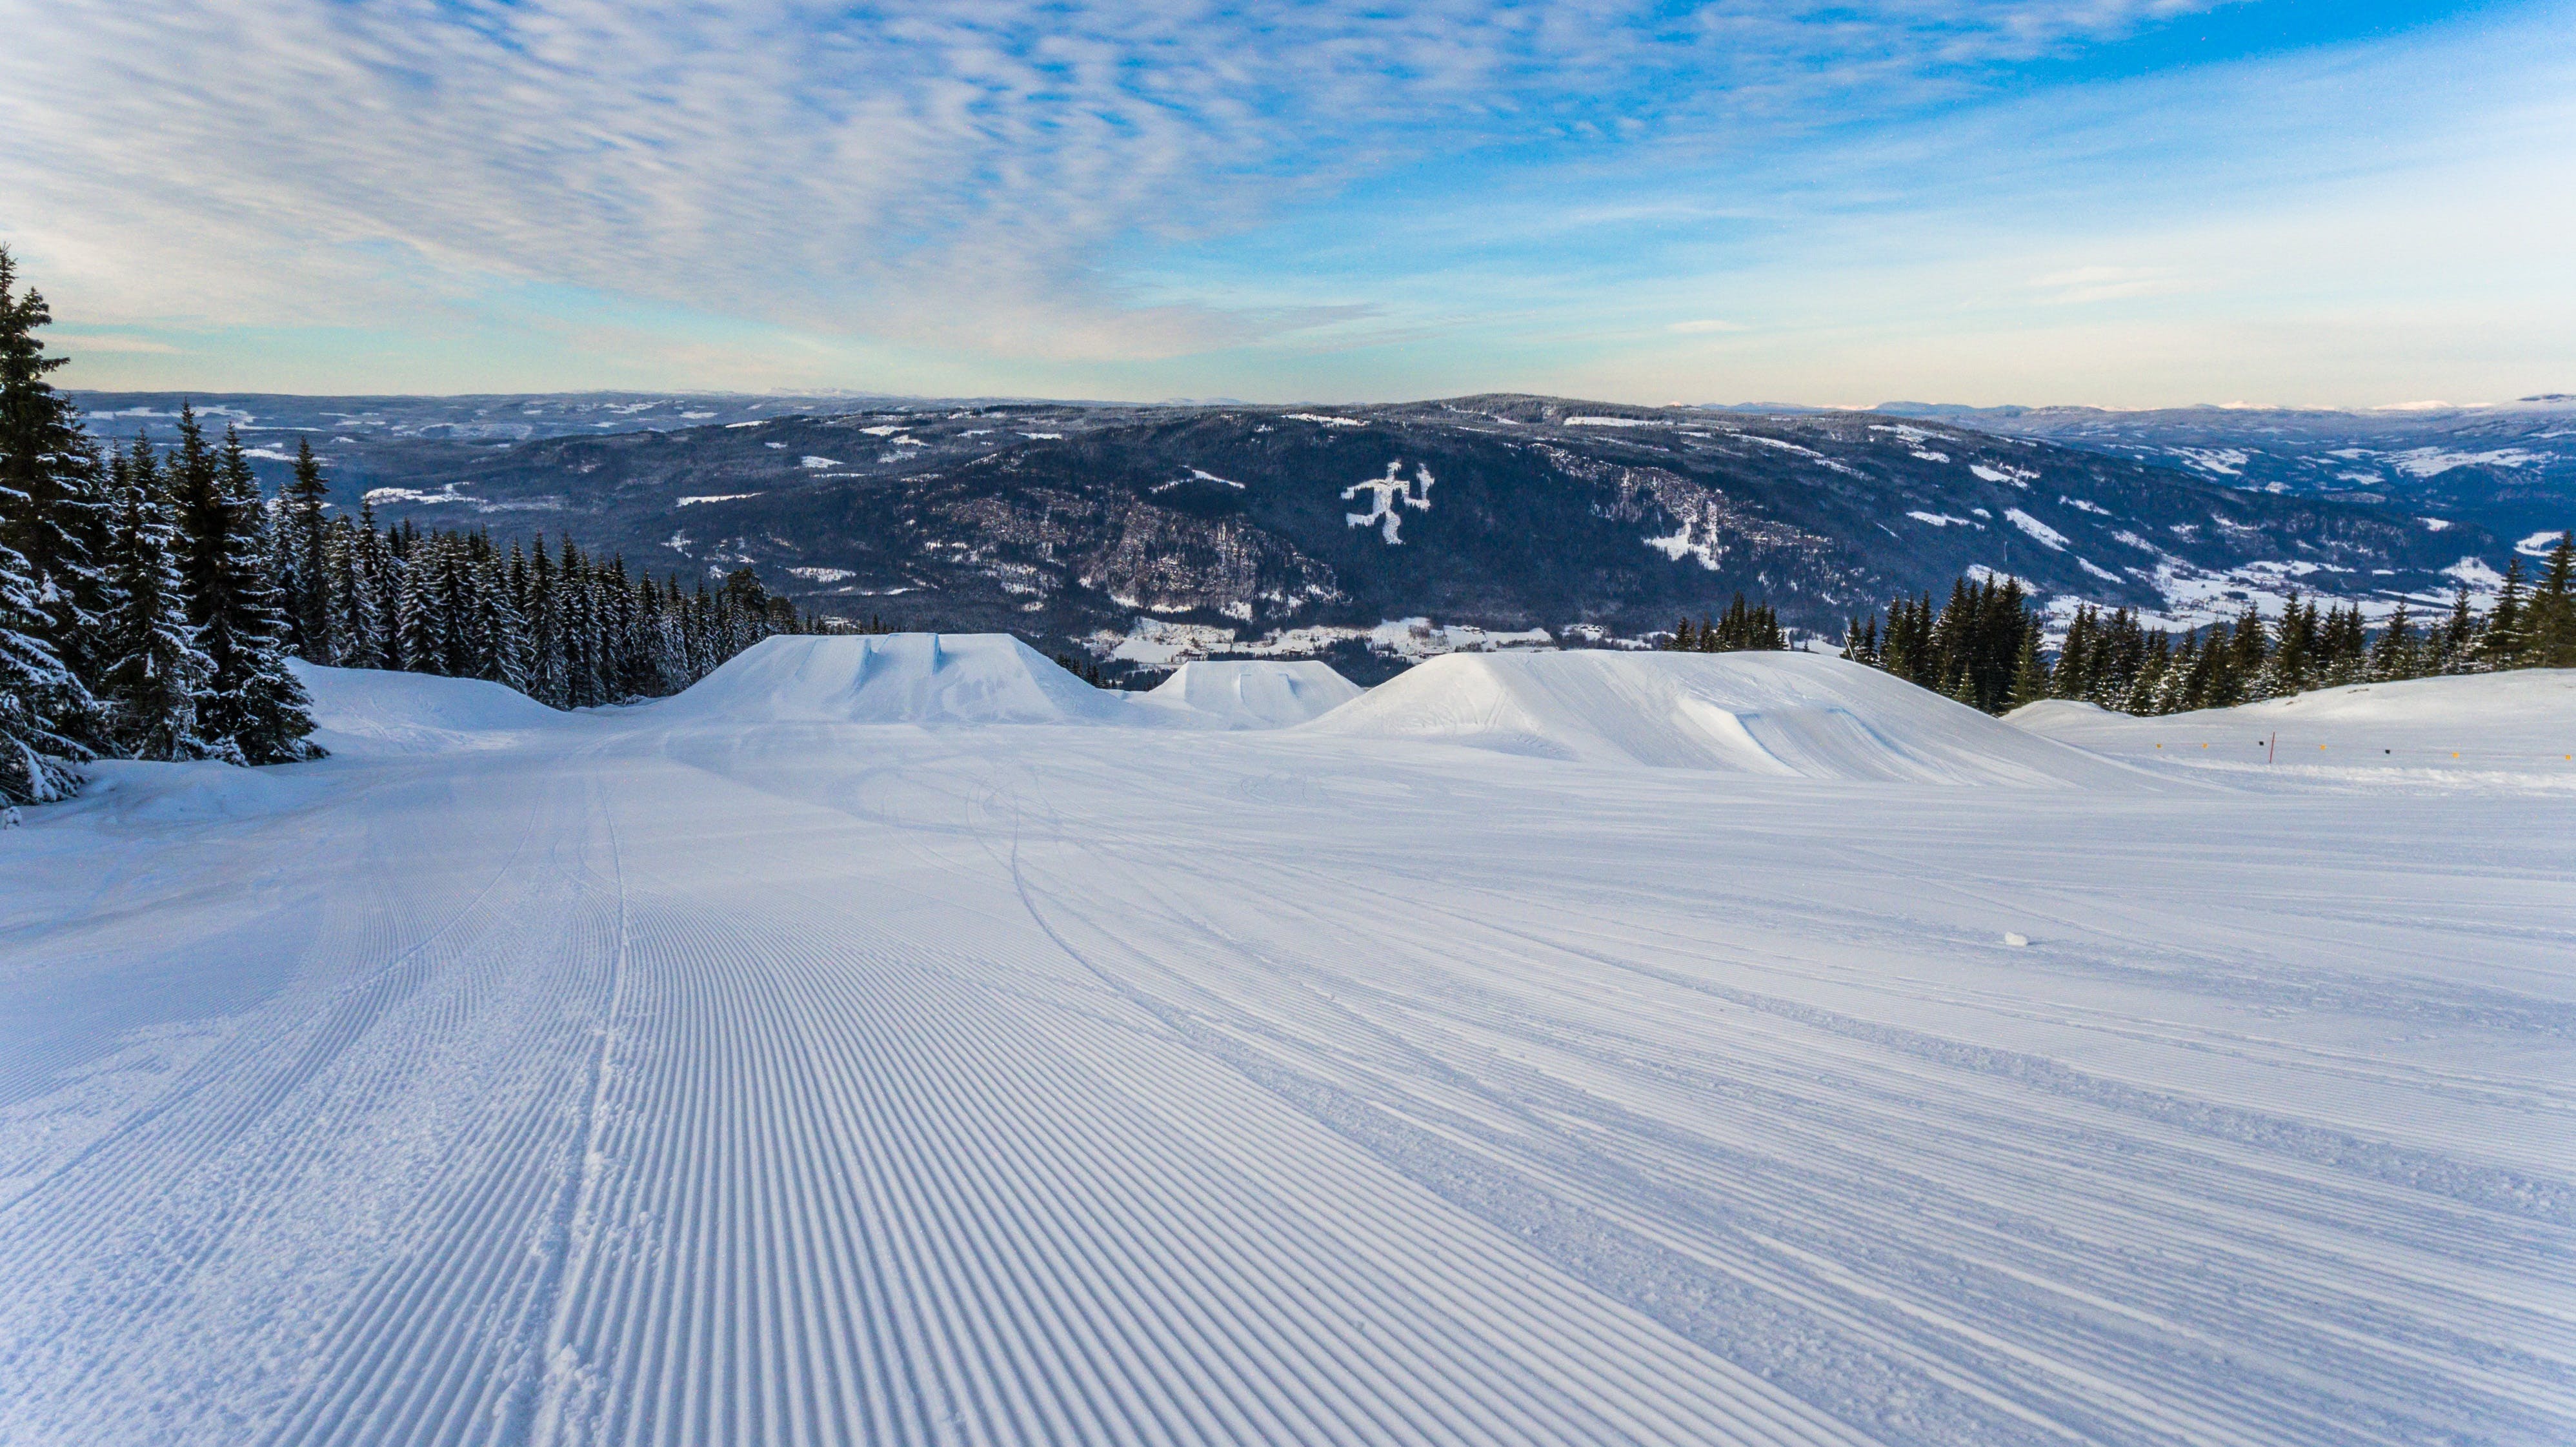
73,390,2515,672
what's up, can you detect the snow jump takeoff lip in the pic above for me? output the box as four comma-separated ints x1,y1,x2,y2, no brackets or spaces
1300,649,2142,786
651,634,1365,731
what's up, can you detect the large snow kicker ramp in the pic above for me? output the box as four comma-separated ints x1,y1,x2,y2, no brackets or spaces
1307,649,2136,785
659,633,1123,725
1138,660,1364,729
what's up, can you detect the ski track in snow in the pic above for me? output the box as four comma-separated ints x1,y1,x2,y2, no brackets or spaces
1,666,2571,1446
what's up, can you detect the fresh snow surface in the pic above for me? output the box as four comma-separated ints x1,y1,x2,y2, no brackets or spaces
2008,669,2576,785
294,656,563,754
1306,649,2138,785
1137,659,1363,729
3,646,2572,1446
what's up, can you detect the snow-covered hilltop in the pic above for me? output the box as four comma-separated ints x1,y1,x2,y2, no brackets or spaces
4,640,2570,1447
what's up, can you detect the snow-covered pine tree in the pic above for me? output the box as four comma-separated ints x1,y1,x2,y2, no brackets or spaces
2367,601,2417,682
524,537,566,707
2474,560,2526,671
2523,533,2575,669
658,576,692,686
359,502,401,666
2126,627,2171,713
626,572,667,693
274,436,333,661
0,245,110,753
685,577,717,683
2222,603,2268,702
2049,604,2094,701
2428,587,2476,673
2256,592,2315,699
601,554,645,699
0,524,86,802
172,414,320,763
323,514,381,669
559,536,600,706
97,441,214,760
394,530,445,673
2316,603,2365,687
467,550,528,691
2148,627,2203,714
218,427,321,761
2006,627,2048,710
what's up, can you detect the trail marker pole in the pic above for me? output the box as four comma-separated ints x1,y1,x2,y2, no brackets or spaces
2268,731,2277,764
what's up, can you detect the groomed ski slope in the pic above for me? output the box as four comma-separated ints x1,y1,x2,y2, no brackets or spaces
3,638,2571,1447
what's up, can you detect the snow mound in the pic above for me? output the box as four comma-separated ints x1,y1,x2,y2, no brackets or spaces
660,634,1123,726
290,660,563,756
2008,670,2576,782
1305,650,2133,785
1137,660,1363,729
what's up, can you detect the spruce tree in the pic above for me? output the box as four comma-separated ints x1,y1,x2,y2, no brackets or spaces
97,443,214,760
0,245,110,752
2006,627,2048,710
526,536,565,707
2431,586,2477,673
2367,600,2417,682
467,551,529,690
2261,592,2318,698
2476,559,2526,670
2222,604,2268,702
2153,628,2204,713
2523,533,2575,669
276,436,333,660
324,515,381,669
0,523,85,802
173,416,320,763
358,501,400,666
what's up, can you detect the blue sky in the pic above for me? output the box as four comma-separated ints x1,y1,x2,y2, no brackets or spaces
4,0,2569,405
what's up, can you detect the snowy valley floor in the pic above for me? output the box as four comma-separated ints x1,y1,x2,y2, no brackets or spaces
3,646,2572,1446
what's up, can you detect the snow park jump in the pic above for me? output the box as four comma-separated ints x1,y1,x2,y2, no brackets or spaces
6,628,2571,1446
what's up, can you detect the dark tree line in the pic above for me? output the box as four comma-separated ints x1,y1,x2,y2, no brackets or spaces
1842,574,2045,713
1844,549,2576,717
260,454,818,707
1,248,820,807
1659,594,1787,653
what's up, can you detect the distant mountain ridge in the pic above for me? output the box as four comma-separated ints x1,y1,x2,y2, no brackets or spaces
1860,397,2576,549
67,389,2537,674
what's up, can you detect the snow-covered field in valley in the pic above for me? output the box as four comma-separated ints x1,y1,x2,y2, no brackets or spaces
3,638,2570,1447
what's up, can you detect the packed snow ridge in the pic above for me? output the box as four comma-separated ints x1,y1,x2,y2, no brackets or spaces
3,636,2571,1447
1307,649,2139,784
657,634,1361,731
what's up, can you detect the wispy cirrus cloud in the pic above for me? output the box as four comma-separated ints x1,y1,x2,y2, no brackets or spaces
3,1,2235,363
6,0,2563,405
